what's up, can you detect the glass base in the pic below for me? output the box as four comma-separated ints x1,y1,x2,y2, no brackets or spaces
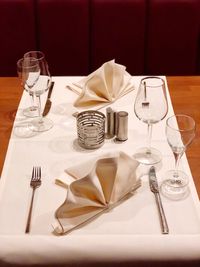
161,170,189,200
23,106,38,118
29,117,53,132
133,147,162,165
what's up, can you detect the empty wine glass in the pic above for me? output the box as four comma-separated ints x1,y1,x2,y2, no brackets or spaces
17,58,39,117
161,114,196,200
134,77,168,164
24,51,53,132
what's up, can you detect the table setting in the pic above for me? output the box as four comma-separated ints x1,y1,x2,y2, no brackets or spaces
0,54,200,266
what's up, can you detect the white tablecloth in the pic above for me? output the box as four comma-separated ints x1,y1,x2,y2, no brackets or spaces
0,76,200,266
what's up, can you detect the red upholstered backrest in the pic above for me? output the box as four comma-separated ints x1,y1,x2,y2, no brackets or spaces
36,0,90,76
90,0,146,75
196,0,200,74
0,0,200,76
0,0,36,76
146,0,200,75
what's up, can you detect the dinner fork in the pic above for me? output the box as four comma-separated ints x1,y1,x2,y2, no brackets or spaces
25,166,41,233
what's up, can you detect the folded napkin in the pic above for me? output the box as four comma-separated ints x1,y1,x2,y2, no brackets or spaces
53,151,141,235
68,60,134,109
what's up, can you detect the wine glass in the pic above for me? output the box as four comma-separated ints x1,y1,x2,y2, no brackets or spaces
161,114,196,200
17,58,39,117
24,51,53,132
133,77,168,164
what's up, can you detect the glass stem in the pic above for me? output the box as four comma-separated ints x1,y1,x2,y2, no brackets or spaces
36,96,43,123
173,152,182,178
147,123,153,154
30,93,35,111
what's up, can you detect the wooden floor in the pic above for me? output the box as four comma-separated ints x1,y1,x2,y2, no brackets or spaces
0,76,200,198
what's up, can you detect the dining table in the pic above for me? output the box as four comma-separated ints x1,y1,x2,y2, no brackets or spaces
0,75,200,266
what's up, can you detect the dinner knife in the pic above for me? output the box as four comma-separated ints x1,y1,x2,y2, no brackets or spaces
43,81,55,116
149,166,169,234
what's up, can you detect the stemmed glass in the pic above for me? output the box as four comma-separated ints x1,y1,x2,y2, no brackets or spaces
17,58,39,117
161,114,196,200
134,77,168,164
24,51,53,132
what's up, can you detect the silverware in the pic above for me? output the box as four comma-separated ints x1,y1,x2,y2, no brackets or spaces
25,166,42,233
149,166,169,234
142,81,149,108
66,83,82,95
43,81,55,116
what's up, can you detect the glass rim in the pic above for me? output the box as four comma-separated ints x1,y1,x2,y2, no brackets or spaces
140,76,165,87
166,114,196,132
24,51,45,60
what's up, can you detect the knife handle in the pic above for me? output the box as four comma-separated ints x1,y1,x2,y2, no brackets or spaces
154,192,169,234
48,81,54,99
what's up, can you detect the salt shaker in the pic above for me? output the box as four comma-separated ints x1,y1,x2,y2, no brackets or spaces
106,107,115,139
116,111,128,141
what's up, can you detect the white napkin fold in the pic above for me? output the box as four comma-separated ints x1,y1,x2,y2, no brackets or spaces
67,60,134,109
53,151,141,235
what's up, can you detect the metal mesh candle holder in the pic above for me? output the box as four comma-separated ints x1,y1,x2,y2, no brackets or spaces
77,110,105,149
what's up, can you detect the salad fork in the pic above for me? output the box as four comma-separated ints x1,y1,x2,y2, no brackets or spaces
25,166,41,233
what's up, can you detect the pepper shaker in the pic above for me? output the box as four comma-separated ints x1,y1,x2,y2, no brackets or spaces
116,111,128,141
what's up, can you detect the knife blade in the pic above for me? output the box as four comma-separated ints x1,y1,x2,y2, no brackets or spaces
43,81,55,116
149,166,169,234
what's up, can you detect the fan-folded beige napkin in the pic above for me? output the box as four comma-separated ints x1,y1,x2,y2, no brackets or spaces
68,60,134,109
53,151,141,235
